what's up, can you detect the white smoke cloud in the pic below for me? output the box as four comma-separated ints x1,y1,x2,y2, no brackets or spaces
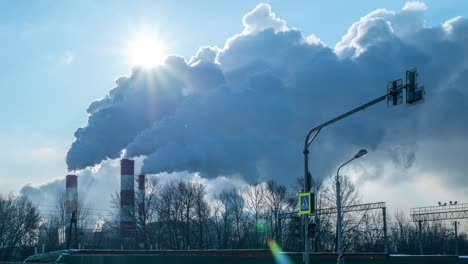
21,159,248,217
61,2,468,199
66,55,226,170
20,159,123,215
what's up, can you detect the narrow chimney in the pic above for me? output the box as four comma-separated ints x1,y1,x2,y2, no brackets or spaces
65,174,77,245
138,174,145,247
138,174,145,216
120,159,136,239
65,175,78,218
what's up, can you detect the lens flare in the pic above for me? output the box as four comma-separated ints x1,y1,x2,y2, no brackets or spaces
256,220,266,232
267,238,293,264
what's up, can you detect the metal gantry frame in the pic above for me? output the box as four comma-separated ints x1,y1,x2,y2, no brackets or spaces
411,203,468,222
410,203,468,255
279,202,389,253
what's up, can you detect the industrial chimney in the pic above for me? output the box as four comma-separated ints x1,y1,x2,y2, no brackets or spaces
137,174,145,217
65,174,77,246
137,174,145,248
65,175,78,219
120,159,136,239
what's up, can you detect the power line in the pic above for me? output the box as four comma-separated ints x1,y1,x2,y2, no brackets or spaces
36,204,114,212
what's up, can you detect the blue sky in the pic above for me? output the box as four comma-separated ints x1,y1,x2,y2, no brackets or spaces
1,0,468,200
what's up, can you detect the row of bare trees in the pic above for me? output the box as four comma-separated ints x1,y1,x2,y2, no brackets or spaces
105,178,296,250
1,173,464,262
101,176,467,254
33,175,468,255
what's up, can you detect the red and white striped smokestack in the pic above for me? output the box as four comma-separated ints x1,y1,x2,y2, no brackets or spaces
120,159,136,238
65,174,78,219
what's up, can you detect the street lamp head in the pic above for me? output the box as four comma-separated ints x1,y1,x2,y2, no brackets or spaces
354,149,368,159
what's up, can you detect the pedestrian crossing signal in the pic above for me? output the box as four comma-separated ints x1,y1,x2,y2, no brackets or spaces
299,192,313,215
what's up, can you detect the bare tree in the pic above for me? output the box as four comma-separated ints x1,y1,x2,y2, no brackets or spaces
217,190,233,249
36,190,91,251
136,176,160,249
244,183,266,248
192,182,209,249
227,188,247,248
210,198,225,249
321,175,365,252
0,194,40,261
264,181,291,244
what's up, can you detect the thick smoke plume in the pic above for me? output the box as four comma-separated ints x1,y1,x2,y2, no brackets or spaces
65,2,468,189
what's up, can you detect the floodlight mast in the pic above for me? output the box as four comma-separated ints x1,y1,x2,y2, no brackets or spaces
302,69,423,264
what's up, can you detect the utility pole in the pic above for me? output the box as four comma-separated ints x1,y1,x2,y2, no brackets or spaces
454,221,459,255
336,177,343,262
66,210,78,249
418,221,423,255
382,207,389,254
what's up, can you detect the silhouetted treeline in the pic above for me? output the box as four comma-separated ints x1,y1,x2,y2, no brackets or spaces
64,176,468,255
5,176,468,261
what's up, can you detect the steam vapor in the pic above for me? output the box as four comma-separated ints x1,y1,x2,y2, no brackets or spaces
61,2,468,189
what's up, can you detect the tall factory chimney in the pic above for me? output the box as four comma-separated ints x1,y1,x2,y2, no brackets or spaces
137,174,145,217
65,174,77,246
65,175,78,219
120,159,136,240
137,174,145,248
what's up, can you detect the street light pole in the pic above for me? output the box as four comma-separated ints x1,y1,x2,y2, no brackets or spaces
335,149,367,264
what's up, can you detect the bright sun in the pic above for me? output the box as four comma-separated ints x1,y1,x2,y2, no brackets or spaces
127,32,167,68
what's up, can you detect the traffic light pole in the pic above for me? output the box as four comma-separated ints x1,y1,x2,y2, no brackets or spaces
303,149,310,264
302,70,423,264
303,87,404,264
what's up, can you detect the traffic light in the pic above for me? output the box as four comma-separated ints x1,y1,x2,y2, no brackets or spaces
308,222,316,237
387,79,403,106
293,216,301,239
406,69,424,105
